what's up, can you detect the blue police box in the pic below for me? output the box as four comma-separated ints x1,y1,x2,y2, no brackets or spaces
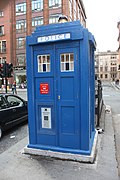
26,21,96,157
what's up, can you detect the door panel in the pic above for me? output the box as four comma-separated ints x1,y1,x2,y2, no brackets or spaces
57,47,80,149
61,106,75,134
34,47,57,145
61,77,74,100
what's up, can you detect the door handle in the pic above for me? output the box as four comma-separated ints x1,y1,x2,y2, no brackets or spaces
13,109,16,112
58,95,61,100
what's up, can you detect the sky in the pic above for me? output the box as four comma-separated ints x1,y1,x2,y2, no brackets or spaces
83,0,120,52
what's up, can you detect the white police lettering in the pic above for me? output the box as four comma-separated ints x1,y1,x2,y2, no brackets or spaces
38,33,70,42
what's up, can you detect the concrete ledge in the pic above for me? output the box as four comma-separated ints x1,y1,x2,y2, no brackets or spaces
24,131,98,163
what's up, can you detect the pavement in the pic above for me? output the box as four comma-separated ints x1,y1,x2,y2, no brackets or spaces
0,103,119,180
112,81,120,90
0,88,27,93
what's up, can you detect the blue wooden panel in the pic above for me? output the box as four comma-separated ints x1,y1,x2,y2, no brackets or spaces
35,77,54,100
61,77,74,100
61,106,75,133
36,104,57,146
26,40,37,145
80,29,90,151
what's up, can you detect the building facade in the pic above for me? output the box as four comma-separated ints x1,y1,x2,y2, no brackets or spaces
117,21,120,80
95,51,119,81
0,0,86,85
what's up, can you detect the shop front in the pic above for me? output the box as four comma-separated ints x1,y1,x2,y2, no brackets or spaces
14,69,27,88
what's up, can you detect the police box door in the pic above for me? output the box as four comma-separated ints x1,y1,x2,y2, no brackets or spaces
56,46,80,149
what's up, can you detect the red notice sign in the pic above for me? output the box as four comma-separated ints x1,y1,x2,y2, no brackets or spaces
40,83,49,94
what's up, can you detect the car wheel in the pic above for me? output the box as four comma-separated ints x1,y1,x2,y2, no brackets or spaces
0,126,2,139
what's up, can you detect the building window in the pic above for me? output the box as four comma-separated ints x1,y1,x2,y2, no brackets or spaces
32,0,43,12
32,17,43,27
37,55,50,72
16,3,26,16
111,61,117,65
2,57,6,63
49,0,61,8
105,66,108,72
0,57,6,64
111,74,117,79
60,53,74,72
100,66,103,72
17,54,26,66
111,67,117,72
0,26,4,36
100,74,103,79
16,20,26,33
0,11,4,17
111,56,116,59
16,37,26,49
105,74,108,79
49,14,61,24
0,41,6,53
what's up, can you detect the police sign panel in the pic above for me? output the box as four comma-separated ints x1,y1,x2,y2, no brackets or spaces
40,83,49,94
38,33,70,43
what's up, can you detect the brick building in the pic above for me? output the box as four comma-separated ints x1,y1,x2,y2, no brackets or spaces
0,0,86,85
